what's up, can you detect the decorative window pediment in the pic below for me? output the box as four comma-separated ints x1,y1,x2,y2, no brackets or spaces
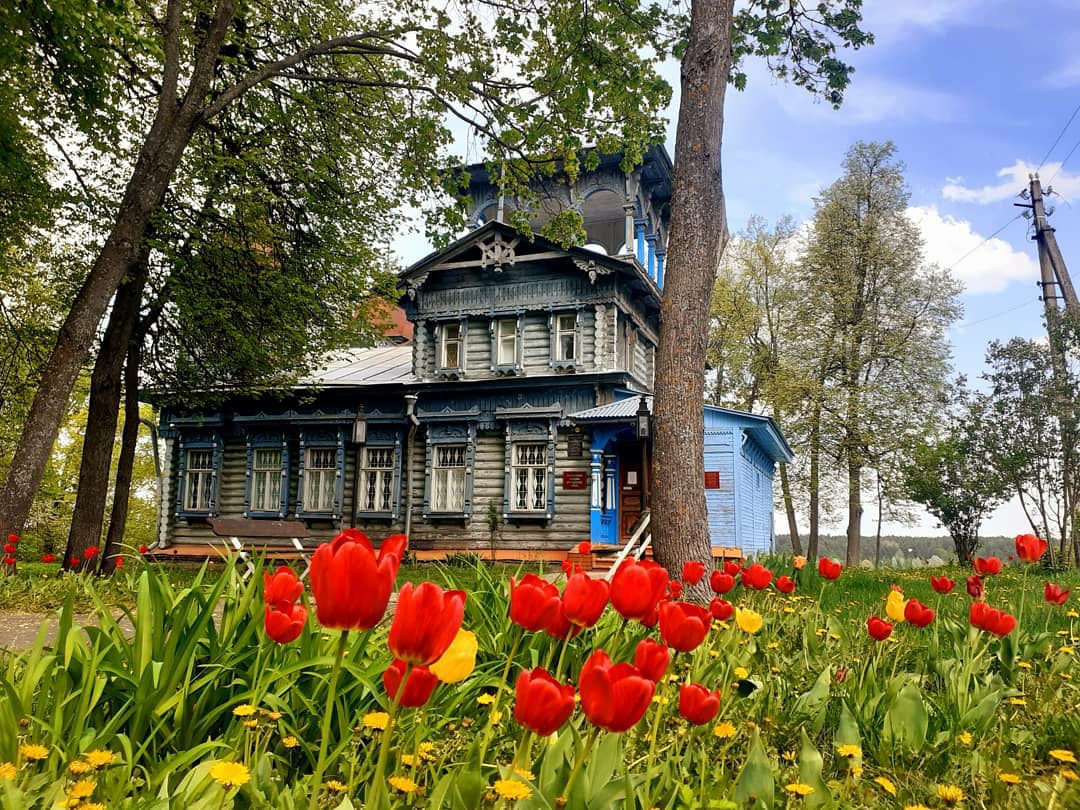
175,430,223,518
243,431,290,518
356,426,403,519
423,423,477,520
502,419,557,521
296,426,346,519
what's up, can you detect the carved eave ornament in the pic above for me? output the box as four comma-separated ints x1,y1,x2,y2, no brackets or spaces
573,258,614,284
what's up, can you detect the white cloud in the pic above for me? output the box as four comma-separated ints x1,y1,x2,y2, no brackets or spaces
943,160,1080,204
906,205,1038,293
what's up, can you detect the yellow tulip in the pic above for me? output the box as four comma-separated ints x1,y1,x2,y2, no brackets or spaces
430,629,477,683
736,608,763,634
886,590,907,624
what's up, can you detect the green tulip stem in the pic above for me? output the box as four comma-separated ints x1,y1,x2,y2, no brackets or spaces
642,678,669,810
559,726,599,803
512,730,533,770
554,628,575,680
480,630,523,761
309,630,349,810
371,665,406,805
1018,563,1030,632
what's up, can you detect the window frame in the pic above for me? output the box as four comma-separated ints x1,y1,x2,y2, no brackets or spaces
423,423,477,520
296,426,347,519
431,444,468,513
175,430,222,519
243,432,290,518
549,309,581,370
509,441,548,513
490,315,522,374
501,420,557,521
355,442,402,518
435,317,468,378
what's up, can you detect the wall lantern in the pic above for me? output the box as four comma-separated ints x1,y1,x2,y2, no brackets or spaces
352,407,368,444
636,395,651,440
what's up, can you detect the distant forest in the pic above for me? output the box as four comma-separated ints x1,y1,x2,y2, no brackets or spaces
774,535,1020,566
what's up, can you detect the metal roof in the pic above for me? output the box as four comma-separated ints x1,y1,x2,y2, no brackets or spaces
300,344,415,387
569,396,651,421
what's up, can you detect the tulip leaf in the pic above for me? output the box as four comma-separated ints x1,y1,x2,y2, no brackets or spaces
586,732,621,796
734,727,774,808
791,666,831,734
539,729,575,799
797,729,833,809
882,682,928,754
959,691,1000,732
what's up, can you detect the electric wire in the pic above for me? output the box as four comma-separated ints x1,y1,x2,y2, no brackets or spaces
1036,100,1080,173
944,213,1024,273
959,298,1040,329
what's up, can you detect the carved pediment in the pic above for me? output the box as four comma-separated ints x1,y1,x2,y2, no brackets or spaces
573,258,614,284
478,234,521,271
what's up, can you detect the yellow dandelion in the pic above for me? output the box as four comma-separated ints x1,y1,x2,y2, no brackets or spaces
388,775,420,793
1061,768,1078,782
837,744,861,758
903,806,932,810
418,742,436,761
79,804,107,810
490,710,503,726
998,772,1022,784
401,754,418,767
851,765,863,779
1017,661,1032,670
937,784,964,804
784,607,795,614
56,800,81,809
18,743,48,761
476,693,496,705
734,666,749,679
281,736,299,749
958,731,973,745
512,766,535,780
874,776,897,796
242,719,259,729
492,779,532,801
209,760,251,789
782,750,797,763
1061,646,1075,655
231,704,257,717
362,712,389,730
713,722,737,739
325,780,347,793
83,750,116,768
67,779,96,799
1050,749,1077,764
264,710,282,720
0,762,15,780
766,642,780,649
68,760,94,775
784,783,814,796
709,649,720,658
1066,610,1079,618
1009,697,1027,706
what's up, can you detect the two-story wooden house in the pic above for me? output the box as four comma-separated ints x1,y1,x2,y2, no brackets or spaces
154,146,793,560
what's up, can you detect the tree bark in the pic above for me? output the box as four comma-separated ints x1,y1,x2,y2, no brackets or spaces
100,338,143,575
779,462,801,555
651,0,736,579
845,455,863,566
807,400,822,563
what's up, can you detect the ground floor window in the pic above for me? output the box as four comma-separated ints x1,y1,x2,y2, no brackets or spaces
250,448,283,513
511,442,547,512
360,446,395,513
184,449,214,512
304,448,337,512
432,445,466,512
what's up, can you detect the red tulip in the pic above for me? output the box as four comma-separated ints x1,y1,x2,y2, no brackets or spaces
68,556,79,567
84,546,99,559
115,556,124,569
264,566,304,609
633,638,670,682
709,597,734,621
741,563,773,590
668,580,683,599
658,601,711,652
610,559,669,622
970,602,1016,636
382,659,438,707
3,544,16,554
265,602,307,644
562,573,610,627
1045,582,1071,606
575,541,592,555
561,559,584,577
6,533,17,544
930,576,956,594
509,573,561,632
2,556,14,566
973,556,1001,576
543,604,581,641
775,575,796,594
817,557,842,580
678,683,721,725
138,544,149,554
723,560,742,577
835,667,847,683
1015,534,1048,564
681,560,706,585
904,599,935,628
578,650,654,733
966,574,984,599
513,668,575,736
309,530,406,631
389,582,466,665
866,616,893,641
40,554,56,564
710,571,735,594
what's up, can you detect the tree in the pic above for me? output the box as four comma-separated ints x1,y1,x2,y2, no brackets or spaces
0,0,672,540
651,0,871,579
904,386,1010,564
798,141,959,565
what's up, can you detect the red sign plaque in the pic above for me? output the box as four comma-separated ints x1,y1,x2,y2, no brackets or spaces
562,470,590,490
704,471,721,489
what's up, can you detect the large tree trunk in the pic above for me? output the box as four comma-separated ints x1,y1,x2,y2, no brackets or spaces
100,339,143,575
845,455,863,566
64,263,148,570
0,98,202,541
779,462,801,555
651,0,737,580
807,401,822,562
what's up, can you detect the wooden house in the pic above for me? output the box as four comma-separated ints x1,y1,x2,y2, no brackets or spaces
153,146,793,560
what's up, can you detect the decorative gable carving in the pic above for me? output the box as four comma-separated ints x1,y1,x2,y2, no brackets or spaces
478,234,521,271
573,258,614,284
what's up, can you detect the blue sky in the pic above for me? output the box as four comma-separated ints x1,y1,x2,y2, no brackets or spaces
395,0,1080,537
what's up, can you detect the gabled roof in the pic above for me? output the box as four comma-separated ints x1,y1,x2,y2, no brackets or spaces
299,345,415,387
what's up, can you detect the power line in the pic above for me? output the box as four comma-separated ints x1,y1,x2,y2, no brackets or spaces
1047,133,1080,185
1037,100,1080,172
944,213,1023,273
960,298,1040,329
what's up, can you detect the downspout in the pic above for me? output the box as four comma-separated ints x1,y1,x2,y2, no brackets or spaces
403,393,420,539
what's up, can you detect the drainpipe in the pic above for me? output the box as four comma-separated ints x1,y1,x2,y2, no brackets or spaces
403,393,420,539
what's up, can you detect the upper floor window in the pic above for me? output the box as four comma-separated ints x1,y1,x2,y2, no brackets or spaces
555,313,577,362
184,450,214,512
432,445,466,512
440,322,462,370
304,448,337,512
360,446,395,513
250,448,283,513
511,442,547,512
495,319,518,366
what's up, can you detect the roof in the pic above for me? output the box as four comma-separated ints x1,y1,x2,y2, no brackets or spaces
300,344,415,387
569,395,795,464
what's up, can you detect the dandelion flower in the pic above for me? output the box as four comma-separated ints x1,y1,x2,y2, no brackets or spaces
18,744,48,761
1009,697,1027,706
874,776,897,796
1017,661,1032,670
362,712,389,730
263,710,282,720
281,736,299,749
325,780,347,793
79,804,107,810
418,742,436,761
734,666,749,679
937,784,964,804
785,783,814,796
903,806,932,810
209,760,251,789
851,765,863,779
68,760,93,775
67,779,96,799
837,744,861,758
490,710,503,726
401,754,418,767
998,773,1022,784
388,775,420,793
492,779,532,801
1050,749,1077,764
513,767,535,780
0,762,15,780
713,722,737,739
958,731,973,745
781,750,797,763
477,693,496,705
1061,768,1078,782
84,750,116,768
242,719,259,729
232,704,257,717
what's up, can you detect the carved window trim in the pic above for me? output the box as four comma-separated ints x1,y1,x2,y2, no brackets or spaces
423,423,477,520
435,317,468,379
175,431,223,519
355,432,403,520
490,314,523,375
549,309,581,371
296,426,346,519
243,431,290,519
502,420,557,521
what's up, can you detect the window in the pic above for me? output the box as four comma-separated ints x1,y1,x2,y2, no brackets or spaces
555,313,577,362
495,319,517,366
432,445,466,512
511,443,547,512
440,322,462,369
184,450,214,512
304,448,337,512
360,447,395,513
251,448,282,513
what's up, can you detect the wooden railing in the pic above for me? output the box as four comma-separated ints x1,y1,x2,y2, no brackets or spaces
603,511,651,581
